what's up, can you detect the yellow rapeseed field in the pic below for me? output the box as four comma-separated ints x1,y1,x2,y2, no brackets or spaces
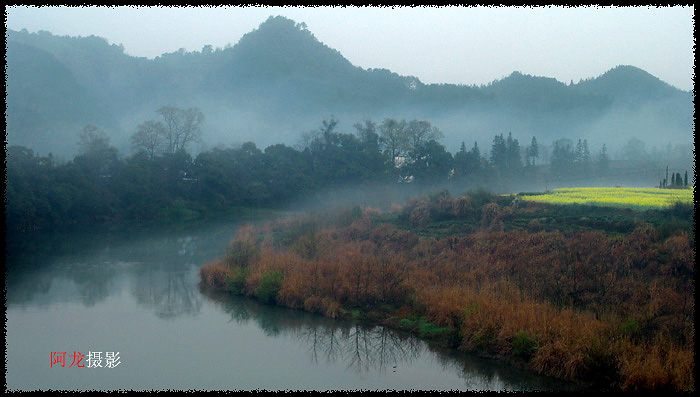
520,187,694,209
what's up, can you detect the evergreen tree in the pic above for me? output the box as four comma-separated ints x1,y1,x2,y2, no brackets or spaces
550,139,574,176
490,133,507,170
453,141,470,178
505,132,522,170
574,139,591,173
469,141,482,173
597,144,609,174
575,139,584,164
526,136,539,166
581,139,591,165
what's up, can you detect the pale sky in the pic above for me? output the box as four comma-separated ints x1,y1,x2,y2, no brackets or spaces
5,5,695,91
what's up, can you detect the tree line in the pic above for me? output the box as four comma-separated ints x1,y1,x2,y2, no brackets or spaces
5,106,627,233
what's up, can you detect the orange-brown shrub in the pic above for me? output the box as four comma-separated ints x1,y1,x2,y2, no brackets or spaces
618,338,695,391
481,202,503,232
199,200,694,391
451,195,473,218
198,262,230,290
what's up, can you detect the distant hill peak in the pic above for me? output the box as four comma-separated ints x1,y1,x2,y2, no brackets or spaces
575,64,683,100
597,65,664,84
258,15,313,34
222,15,355,82
235,15,323,51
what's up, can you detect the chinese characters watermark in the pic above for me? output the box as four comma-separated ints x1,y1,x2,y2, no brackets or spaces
51,351,120,368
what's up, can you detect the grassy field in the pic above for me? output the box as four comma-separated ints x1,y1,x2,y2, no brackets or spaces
519,187,694,210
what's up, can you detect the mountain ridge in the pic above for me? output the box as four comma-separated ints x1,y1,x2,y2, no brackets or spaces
5,16,693,158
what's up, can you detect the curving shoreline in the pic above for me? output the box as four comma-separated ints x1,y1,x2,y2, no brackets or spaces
199,194,694,392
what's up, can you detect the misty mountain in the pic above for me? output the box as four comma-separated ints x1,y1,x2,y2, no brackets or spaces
574,64,687,102
5,15,693,159
5,40,111,150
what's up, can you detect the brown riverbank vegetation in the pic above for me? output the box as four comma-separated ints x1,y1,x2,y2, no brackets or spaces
199,191,694,391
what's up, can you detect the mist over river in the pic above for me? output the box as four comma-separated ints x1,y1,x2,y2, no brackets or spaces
6,217,579,391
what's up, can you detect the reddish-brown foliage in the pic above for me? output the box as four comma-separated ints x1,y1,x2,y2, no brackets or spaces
199,199,694,391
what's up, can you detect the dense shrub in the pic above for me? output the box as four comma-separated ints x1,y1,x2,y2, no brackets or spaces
512,331,538,362
199,193,694,391
254,270,284,304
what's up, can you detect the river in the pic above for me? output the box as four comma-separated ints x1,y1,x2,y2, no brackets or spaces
5,217,579,391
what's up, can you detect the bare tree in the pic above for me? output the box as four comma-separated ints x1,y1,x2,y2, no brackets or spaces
78,124,111,155
130,120,166,159
156,105,204,154
76,124,118,176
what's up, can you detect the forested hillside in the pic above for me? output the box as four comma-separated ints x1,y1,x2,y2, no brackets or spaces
6,16,693,160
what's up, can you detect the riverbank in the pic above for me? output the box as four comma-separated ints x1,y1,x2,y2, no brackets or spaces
199,192,694,392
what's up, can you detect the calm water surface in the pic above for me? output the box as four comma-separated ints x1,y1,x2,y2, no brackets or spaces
6,218,579,391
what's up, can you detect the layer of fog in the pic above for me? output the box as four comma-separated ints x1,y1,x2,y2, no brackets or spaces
16,88,692,191
138,94,693,163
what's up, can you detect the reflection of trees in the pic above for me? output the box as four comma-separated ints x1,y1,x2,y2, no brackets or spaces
158,270,202,319
199,286,328,337
200,288,423,375
7,260,120,308
301,323,343,366
7,222,239,314
71,263,117,307
199,288,580,391
198,287,259,329
127,233,214,319
131,267,202,319
5,266,54,305
307,324,424,375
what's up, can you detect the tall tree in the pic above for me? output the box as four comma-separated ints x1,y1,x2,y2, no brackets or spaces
581,139,591,164
596,144,610,174
78,124,112,156
490,133,507,170
130,120,166,159
405,119,443,151
379,118,408,167
454,141,482,178
156,105,204,154
454,142,469,178
620,138,648,161
550,138,575,176
403,140,453,183
76,124,119,177
574,139,591,173
353,119,379,150
505,132,522,170
526,136,539,166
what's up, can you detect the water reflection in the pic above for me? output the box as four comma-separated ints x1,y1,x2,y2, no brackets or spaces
201,288,422,380
6,221,580,391
6,221,238,318
130,268,202,319
199,288,577,391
